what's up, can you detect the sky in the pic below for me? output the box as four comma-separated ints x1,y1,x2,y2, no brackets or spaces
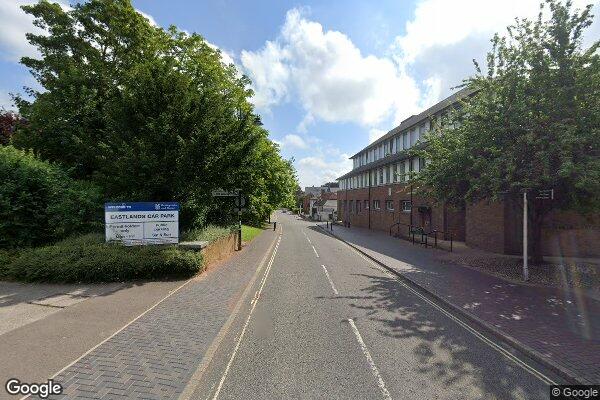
1,0,599,188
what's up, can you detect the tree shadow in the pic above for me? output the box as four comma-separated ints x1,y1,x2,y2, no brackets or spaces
342,272,549,399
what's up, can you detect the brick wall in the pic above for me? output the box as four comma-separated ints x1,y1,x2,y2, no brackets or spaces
338,185,453,237
541,210,600,257
465,200,505,254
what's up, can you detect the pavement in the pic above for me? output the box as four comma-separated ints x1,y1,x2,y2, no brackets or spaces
320,221,600,385
0,280,185,399
23,227,279,400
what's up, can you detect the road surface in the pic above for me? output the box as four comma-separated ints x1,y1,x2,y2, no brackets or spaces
187,211,554,400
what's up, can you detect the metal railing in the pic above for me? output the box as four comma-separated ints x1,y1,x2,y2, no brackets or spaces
389,222,453,252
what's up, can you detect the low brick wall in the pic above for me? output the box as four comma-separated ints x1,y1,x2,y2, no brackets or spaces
201,233,237,268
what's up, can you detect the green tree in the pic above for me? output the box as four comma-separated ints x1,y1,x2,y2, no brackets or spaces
13,0,298,230
417,0,599,263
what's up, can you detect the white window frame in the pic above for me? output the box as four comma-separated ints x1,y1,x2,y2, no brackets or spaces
402,200,412,213
386,200,394,211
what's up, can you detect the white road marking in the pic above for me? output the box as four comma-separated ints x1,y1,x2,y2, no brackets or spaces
347,245,557,386
347,319,392,400
212,233,283,400
312,245,319,258
303,230,312,244
321,265,338,295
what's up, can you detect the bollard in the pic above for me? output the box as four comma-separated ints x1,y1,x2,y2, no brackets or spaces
273,221,277,231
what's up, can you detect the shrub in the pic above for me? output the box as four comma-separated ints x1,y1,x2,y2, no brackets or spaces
0,146,102,248
3,233,203,283
182,225,233,243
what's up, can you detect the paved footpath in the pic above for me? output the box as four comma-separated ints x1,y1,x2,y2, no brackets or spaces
320,222,600,384
43,228,277,400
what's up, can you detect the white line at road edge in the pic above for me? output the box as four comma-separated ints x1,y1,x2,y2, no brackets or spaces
321,265,339,295
347,319,393,400
212,232,283,400
312,245,319,258
349,247,556,386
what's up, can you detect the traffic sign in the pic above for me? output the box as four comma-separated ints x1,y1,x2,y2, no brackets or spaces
211,188,239,197
535,189,554,200
234,196,247,208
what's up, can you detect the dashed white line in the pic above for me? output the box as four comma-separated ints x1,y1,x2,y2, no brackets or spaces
303,230,312,244
212,232,283,400
347,319,392,400
321,265,338,295
311,245,319,258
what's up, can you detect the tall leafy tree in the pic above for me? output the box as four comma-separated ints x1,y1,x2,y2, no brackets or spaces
417,0,599,263
13,0,298,229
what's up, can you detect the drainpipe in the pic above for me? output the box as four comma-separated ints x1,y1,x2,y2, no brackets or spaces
410,181,414,228
368,171,371,229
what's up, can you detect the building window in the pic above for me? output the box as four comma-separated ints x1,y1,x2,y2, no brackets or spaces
379,168,384,185
402,200,412,213
373,200,381,210
349,200,354,214
356,200,361,213
386,200,394,211
399,161,406,182
364,200,369,210
412,157,420,173
402,132,408,150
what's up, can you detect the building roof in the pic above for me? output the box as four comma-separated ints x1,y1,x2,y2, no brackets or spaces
349,86,476,159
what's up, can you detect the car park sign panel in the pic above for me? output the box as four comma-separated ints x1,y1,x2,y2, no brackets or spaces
105,202,179,245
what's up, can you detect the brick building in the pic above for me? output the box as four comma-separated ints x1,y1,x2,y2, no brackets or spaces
336,89,599,257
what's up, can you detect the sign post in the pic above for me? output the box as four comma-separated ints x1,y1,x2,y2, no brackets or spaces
522,191,529,281
211,189,245,251
105,202,179,245
234,193,247,250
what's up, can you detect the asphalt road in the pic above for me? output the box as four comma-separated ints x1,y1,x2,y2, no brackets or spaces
189,211,554,400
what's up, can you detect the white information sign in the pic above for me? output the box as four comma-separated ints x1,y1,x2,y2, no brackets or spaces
105,202,179,245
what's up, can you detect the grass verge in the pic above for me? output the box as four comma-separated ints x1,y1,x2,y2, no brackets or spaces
242,225,264,242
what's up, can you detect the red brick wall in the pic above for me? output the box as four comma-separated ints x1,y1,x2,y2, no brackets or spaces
466,200,505,254
340,185,599,257
338,185,453,237
541,210,600,257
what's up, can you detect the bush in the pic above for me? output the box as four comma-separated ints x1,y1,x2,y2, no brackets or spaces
0,146,102,248
182,225,233,243
2,233,203,283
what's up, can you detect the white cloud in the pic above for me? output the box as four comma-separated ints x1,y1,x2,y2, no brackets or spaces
368,128,387,144
393,0,599,97
280,134,308,149
206,41,236,66
0,90,15,111
241,41,291,110
241,9,422,126
0,0,70,61
136,9,158,27
297,150,352,187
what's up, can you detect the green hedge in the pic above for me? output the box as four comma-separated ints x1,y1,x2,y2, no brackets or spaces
0,234,203,283
0,146,102,248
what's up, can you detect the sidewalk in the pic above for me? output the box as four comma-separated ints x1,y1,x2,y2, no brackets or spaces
23,228,276,400
318,223,600,384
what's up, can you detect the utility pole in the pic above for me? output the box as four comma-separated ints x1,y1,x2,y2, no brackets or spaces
523,191,529,281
